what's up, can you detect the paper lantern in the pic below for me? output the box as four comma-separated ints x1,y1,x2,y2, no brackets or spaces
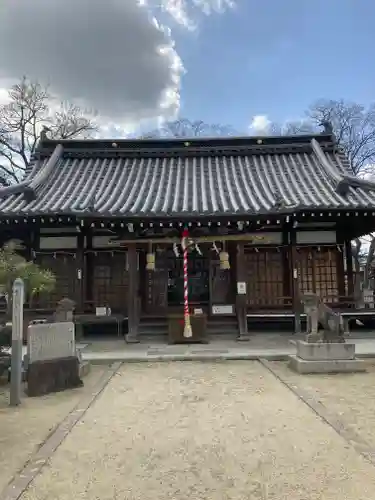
146,253,155,271
219,251,230,270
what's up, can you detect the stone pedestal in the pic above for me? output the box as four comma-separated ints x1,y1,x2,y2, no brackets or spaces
26,321,84,396
27,356,83,397
288,340,366,374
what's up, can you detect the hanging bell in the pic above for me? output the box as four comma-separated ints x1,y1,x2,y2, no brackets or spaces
146,253,155,271
219,251,230,270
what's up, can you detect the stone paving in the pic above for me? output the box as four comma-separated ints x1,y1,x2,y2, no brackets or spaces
0,366,110,495
267,359,375,452
81,334,375,363
7,361,375,500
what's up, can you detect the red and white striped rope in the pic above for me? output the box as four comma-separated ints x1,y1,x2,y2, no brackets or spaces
181,229,192,337
182,230,189,319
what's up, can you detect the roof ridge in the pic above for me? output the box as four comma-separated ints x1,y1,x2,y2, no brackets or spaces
310,138,344,183
38,133,335,154
0,144,63,200
310,138,375,195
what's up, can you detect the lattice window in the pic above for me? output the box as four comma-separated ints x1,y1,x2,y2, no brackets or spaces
92,253,128,312
210,259,231,304
244,248,285,308
297,247,339,303
144,252,168,313
34,253,77,309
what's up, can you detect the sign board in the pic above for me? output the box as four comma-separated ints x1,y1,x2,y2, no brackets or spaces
27,322,75,363
96,307,108,316
246,232,282,245
92,236,120,248
237,282,246,295
39,236,77,249
296,231,336,244
194,308,203,315
212,304,234,315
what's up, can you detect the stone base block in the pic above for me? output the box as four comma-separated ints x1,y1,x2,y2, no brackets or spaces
288,355,366,374
79,361,91,378
27,356,83,397
296,340,355,361
236,335,250,342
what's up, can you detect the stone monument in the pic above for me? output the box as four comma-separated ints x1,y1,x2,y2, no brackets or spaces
27,298,84,396
288,292,366,374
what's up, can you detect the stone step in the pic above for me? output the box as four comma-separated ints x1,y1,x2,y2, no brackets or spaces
138,317,239,336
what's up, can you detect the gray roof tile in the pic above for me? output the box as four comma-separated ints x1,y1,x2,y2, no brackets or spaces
0,135,375,217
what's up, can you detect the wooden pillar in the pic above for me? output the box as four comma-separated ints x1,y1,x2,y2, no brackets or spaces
28,230,37,261
336,245,346,304
126,243,140,343
282,230,291,308
236,242,249,341
344,240,354,299
85,230,93,311
75,232,85,313
290,230,302,334
24,230,36,309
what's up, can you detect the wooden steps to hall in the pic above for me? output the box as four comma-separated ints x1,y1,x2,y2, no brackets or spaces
138,315,239,339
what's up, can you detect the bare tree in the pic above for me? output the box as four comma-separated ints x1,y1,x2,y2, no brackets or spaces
308,99,375,176
0,77,98,183
142,118,237,139
269,119,316,136
269,99,375,176
306,101,375,282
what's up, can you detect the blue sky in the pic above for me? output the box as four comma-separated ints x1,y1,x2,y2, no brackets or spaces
0,0,374,137
173,0,375,132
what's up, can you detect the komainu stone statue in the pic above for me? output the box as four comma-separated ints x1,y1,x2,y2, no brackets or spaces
54,298,75,323
300,292,345,344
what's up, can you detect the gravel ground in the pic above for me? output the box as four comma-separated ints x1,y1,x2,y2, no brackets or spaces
0,366,108,493
19,361,375,500
269,360,375,449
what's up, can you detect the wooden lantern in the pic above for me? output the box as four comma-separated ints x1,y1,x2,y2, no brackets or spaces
146,252,155,271
219,251,230,270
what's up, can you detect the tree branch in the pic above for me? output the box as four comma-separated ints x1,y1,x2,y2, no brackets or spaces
0,77,97,183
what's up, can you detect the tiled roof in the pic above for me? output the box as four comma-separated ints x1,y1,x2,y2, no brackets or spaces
0,134,375,217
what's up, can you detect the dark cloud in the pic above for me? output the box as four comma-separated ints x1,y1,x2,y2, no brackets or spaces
0,0,183,121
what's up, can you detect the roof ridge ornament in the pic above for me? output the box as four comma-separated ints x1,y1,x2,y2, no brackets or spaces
40,125,52,141
319,120,334,135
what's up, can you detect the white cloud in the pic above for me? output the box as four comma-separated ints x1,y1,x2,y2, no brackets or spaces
0,87,10,105
0,0,235,127
359,167,375,181
0,0,183,123
157,0,235,30
249,115,271,134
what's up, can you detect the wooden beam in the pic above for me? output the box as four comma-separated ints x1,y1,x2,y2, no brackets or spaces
113,233,274,245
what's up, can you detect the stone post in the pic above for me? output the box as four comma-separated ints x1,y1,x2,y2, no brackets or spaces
10,278,24,407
